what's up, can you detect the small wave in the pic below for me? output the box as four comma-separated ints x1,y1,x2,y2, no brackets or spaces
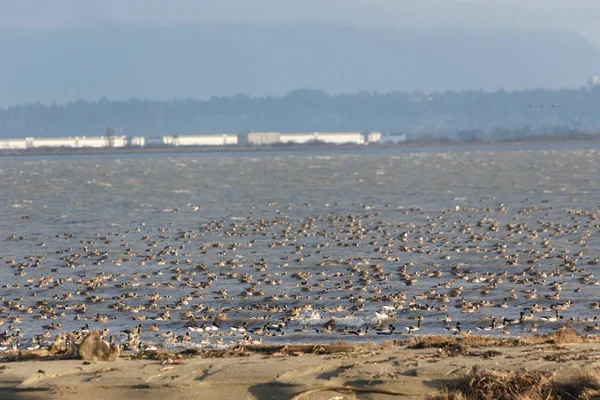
298,310,323,325
336,315,371,328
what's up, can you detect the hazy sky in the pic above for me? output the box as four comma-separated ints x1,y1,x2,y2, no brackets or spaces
1,0,599,107
2,0,600,46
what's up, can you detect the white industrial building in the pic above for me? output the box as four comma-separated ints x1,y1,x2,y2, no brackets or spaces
106,136,128,147
77,136,127,148
279,132,364,145
29,137,77,148
130,136,146,147
29,136,127,148
278,133,316,144
0,130,381,151
318,132,364,144
163,134,238,146
248,131,378,146
382,133,407,143
76,137,106,147
0,136,128,149
248,132,281,145
366,132,382,143
0,138,29,149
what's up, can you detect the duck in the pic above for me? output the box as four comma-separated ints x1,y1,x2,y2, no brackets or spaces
505,312,525,325
189,324,207,333
229,322,248,333
349,326,369,336
94,313,109,323
315,326,333,334
405,316,423,334
445,322,461,333
375,324,395,335
521,313,535,321
266,318,288,331
177,332,192,342
206,322,220,332
122,324,142,335
525,323,538,333
494,318,506,330
476,317,496,331
540,312,563,322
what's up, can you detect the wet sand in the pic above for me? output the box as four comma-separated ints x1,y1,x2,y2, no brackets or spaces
1,340,600,400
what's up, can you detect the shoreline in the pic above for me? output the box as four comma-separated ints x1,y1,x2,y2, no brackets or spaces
1,137,600,158
3,327,597,361
1,332,599,399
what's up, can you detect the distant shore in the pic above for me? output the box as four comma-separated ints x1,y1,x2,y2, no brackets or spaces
2,137,600,158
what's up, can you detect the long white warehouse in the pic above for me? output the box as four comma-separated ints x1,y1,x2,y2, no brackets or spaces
0,131,381,151
248,132,281,145
130,137,146,147
30,137,77,148
76,136,127,148
0,138,30,149
25,136,127,148
279,132,365,145
162,134,238,146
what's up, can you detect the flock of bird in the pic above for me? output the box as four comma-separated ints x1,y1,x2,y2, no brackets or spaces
1,193,600,353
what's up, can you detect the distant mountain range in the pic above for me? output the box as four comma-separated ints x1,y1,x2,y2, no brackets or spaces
1,24,600,107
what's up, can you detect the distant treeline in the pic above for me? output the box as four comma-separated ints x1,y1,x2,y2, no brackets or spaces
1,88,600,139
414,129,600,145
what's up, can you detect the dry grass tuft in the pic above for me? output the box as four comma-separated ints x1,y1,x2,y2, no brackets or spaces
429,388,467,400
429,369,554,400
517,327,600,346
430,366,600,400
407,335,510,357
555,366,600,400
463,369,555,400
553,327,585,345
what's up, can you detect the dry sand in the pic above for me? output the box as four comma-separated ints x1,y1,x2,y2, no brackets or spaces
1,340,600,400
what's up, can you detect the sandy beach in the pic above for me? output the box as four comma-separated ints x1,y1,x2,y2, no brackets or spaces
1,335,600,400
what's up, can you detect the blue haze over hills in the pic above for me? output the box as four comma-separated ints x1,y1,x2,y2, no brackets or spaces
1,24,599,106
1,24,600,138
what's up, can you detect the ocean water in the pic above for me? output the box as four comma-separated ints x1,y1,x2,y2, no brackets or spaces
1,145,600,348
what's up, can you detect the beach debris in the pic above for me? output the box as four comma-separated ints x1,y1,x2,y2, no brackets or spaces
78,331,120,362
